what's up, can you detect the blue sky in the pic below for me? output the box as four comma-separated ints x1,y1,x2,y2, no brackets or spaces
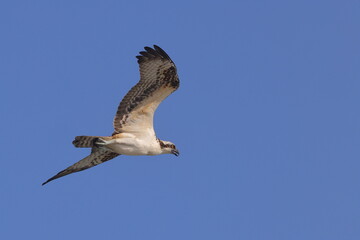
1,0,360,239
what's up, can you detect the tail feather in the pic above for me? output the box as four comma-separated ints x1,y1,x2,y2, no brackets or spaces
72,136,100,148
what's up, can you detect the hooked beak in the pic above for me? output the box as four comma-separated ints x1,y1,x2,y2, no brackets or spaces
171,149,180,157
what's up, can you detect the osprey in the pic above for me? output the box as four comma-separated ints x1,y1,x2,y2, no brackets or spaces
42,45,180,185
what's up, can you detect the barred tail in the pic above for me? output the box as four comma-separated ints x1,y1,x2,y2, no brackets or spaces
72,136,100,148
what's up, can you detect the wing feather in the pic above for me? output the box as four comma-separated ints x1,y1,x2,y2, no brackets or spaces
113,45,179,135
42,148,119,185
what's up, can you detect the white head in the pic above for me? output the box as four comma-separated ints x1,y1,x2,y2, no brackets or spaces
159,140,179,156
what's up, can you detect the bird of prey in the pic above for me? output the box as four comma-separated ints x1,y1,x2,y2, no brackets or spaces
42,45,180,185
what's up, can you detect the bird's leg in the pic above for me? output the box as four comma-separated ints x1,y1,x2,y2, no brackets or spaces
94,138,109,147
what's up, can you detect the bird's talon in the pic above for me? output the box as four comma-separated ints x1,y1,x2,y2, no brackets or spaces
94,138,107,147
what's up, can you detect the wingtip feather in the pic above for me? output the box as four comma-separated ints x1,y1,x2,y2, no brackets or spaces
42,178,52,186
153,45,171,60
136,45,172,63
42,173,61,186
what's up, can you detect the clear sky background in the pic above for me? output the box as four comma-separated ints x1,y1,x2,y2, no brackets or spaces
1,0,360,239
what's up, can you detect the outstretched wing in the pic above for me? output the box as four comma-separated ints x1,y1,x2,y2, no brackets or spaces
42,148,120,185
113,45,179,136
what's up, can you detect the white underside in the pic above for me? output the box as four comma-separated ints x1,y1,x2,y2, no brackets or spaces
101,133,162,156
